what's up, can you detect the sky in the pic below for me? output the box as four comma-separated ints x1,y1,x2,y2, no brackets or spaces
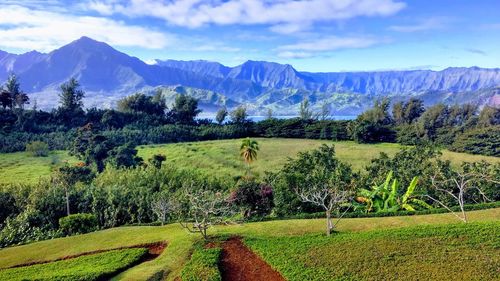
0,0,499,72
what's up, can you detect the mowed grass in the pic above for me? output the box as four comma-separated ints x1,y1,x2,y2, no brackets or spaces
0,208,498,281
1,139,498,185
245,222,500,281
0,248,148,281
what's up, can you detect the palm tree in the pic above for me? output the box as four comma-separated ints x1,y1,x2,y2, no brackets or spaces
240,138,259,172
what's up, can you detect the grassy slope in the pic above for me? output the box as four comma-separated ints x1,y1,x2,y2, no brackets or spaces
137,139,499,179
0,208,498,280
0,248,148,281
1,139,498,185
0,151,76,184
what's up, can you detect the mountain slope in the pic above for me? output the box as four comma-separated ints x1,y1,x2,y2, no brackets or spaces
0,37,498,114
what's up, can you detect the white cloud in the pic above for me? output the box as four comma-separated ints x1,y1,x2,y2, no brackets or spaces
190,44,240,52
277,51,313,59
279,36,381,52
85,0,406,32
0,5,174,52
388,17,447,32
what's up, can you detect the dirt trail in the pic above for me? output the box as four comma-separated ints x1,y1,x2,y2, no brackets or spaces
220,237,285,281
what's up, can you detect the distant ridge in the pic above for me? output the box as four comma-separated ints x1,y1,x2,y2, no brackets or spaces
0,37,498,114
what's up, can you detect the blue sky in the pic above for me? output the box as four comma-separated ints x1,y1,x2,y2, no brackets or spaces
0,0,499,72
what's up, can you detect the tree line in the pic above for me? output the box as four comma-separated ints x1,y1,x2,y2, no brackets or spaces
0,75,499,157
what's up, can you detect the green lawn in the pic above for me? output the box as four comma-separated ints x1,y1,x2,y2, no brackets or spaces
0,248,148,281
1,139,498,185
246,222,500,281
0,208,498,281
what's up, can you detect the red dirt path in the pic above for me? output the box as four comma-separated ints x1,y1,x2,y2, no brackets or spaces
220,237,285,281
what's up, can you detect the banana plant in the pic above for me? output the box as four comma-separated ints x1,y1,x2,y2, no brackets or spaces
355,171,432,213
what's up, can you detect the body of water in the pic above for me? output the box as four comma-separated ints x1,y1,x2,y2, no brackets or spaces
198,115,357,122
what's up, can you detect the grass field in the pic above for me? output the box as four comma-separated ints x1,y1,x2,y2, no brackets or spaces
0,208,498,280
246,222,500,281
0,150,76,185
2,138,497,185
137,139,499,179
0,248,148,281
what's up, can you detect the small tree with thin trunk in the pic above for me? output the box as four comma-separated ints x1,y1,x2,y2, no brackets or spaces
173,183,234,240
426,161,498,223
152,192,170,226
52,163,94,216
282,145,354,236
295,167,353,236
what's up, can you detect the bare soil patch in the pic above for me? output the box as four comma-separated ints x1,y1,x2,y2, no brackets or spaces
220,237,284,281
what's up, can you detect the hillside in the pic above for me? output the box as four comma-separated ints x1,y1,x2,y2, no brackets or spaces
1,139,498,185
0,37,499,114
0,208,498,280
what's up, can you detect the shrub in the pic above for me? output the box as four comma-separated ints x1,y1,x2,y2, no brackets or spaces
25,141,49,157
230,179,273,218
59,213,98,235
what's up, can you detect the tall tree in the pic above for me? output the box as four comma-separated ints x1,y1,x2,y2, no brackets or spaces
168,95,201,124
299,98,313,120
230,106,248,124
4,74,29,109
403,98,425,123
215,107,228,125
58,78,85,114
70,123,111,172
0,90,13,110
477,106,500,127
117,92,166,116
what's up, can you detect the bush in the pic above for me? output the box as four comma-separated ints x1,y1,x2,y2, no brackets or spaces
25,141,49,157
230,179,273,218
59,213,98,235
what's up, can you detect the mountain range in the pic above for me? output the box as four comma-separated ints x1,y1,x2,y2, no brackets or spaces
0,36,499,115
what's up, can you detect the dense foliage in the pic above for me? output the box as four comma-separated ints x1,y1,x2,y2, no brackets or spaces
59,213,98,235
0,77,499,247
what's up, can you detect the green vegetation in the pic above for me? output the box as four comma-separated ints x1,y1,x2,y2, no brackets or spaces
245,221,500,281
25,141,49,157
59,213,98,235
0,150,76,185
0,208,498,280
0,248,148,281
356,171,432,212
181,243,222,281
3,138,498,185
137,139,498,181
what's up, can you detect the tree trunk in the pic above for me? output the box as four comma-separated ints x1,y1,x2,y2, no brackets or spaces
65,187,71,216
326,210,332,236
459,190,467,223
